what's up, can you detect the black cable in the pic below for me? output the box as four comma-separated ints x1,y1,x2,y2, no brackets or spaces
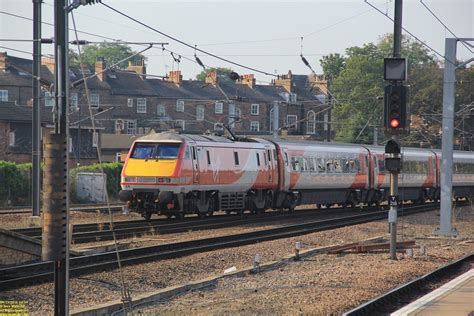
364,0,457,66
100,2,277,77
419,0,473,53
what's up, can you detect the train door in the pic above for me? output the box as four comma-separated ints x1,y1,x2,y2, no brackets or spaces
191,145,200,184
282,147,291,190
266,147,273,183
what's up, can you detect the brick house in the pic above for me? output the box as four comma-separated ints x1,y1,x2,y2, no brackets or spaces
1,51,330,163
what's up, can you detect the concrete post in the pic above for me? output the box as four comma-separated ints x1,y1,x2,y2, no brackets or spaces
272,101,279,139
433,38,459,237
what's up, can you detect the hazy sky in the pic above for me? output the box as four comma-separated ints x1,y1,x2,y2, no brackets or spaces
1,0,472,82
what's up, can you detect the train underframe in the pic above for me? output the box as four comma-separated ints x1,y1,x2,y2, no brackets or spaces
119,184,470,220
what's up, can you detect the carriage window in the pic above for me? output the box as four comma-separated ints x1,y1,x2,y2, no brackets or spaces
131,143,155,159
192,147,197,160
206,150,211,165
317,159,325,172
307,158,315,171
291,157,298,171
274,149,278,161
267,150,272,162
334,159,342,173
256,153,260,166
234,152,240,166
378,160,385,172
284,152,289,166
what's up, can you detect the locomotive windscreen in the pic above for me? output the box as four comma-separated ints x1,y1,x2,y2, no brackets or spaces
131,143,181,159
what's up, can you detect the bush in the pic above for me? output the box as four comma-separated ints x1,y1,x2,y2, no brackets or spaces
0,161,32,206
70,162,123,203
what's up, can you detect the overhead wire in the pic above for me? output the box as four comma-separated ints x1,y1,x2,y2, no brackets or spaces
419,0,473,53
100,2,277,77
364,0,457,66
70,8,133,313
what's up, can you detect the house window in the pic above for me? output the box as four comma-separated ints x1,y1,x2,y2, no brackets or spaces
176,100,184,112
289,93,297,103
306,111,316,134
215,102,223,114
138,127,144,135
115,119,124,133
287,115,297,129
70,93,78,110
90,93,99,108
126,120,136,135
196,104,204,121
144,127,150,134
250,121,260,132
0,90,9,102
45,91,55,107
68,137,73,153
157,104,166,117
214,123,224,131
137,98,147,113
8,131,15,146
92,131,98,147
127,98,133,107
175,119,185,130
251,104,259,115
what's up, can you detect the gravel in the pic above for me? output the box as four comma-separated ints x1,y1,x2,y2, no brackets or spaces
0,204,472,315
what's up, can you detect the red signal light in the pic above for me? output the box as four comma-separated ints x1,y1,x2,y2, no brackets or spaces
390,118,400,128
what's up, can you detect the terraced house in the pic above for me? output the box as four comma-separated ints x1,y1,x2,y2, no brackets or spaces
0,51,330,164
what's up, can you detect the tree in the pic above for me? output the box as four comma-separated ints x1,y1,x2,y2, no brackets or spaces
69,42,146,70
320,53,346,79
196,67,234,82
329,34,442,145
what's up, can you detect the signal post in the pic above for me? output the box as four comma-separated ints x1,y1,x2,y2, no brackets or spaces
383,0,408,260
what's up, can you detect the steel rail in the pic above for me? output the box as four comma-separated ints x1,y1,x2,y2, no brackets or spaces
0,204,124,215
13,207,373,242
0,203,435,291
343,252,474,315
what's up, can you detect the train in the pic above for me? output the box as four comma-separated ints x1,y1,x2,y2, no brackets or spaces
118,131,474,220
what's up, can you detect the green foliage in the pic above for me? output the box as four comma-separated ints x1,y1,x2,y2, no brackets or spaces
320,53,346,79
69,42,146,70
0,161,32,206
196,67,234,82
328,34,444,145
69,162,123,202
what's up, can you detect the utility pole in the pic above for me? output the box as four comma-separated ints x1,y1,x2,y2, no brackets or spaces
272,101,279,139
433,37,474,236
32,0,42,218
42,0,70,315
384,0,406,261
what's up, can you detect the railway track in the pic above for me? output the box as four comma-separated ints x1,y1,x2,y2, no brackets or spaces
0,203,437,291
343,252,474,315
12,207,379,244
0,204,124,215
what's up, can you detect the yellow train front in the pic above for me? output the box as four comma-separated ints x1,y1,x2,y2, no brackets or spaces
119,131,191,219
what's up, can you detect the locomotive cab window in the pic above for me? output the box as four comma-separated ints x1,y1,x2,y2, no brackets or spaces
130,143,181,160
131,143,155,159
206,150,211,165
156,144,180,159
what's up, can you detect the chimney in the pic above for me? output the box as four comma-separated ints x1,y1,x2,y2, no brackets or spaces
273,70,293,93
168,70,182,86
41,56,55,73
127,58,146,79
205,70,218,86
95,57,106,81
0,52,6,71
238,74,256,89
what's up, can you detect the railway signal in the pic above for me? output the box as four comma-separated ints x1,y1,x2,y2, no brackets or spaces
384,84,408,133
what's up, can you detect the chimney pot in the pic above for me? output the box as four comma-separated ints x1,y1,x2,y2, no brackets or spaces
168,70,182,86
205,70,218,86
95,57,106,81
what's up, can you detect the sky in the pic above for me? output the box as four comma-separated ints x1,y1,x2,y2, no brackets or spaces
0,0,473,83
